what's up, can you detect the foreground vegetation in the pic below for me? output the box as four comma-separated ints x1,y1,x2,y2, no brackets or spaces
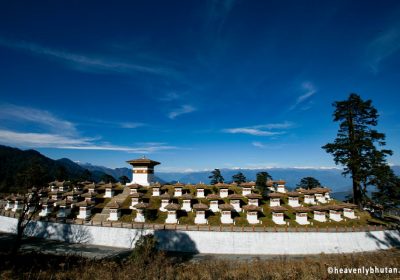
1,248,400,280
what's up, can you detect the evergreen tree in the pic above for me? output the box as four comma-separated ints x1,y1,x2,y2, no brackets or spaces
232,172,246,185
55,165,68,181
322,93,392,206
297,177,321,189
80,169,92,181
371,164,400,209
101,174,117,183
119,175,130,184
256,171,272,196
208,169,224,185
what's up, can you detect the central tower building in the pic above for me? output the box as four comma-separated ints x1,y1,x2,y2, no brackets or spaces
126,156,160,186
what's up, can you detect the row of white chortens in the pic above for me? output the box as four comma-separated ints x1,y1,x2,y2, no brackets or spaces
1,157,358,225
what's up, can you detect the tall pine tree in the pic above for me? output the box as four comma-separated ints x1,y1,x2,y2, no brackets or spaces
322,93,392,207
232,172,246,185
208,169,224,185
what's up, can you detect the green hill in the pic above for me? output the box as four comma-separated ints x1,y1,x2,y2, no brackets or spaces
0,145,111,193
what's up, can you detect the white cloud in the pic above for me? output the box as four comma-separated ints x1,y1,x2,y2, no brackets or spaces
0,128,179,153
224,128,282,136
168,105,196,119
0,103,77,135
367,27,400,73
0,38,180,78
252,141,265,148
0,104,180,153
289,82,317,111
159,92,181,101
222,121,294,136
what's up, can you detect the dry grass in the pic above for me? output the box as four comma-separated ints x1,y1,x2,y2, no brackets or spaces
1,249,400,280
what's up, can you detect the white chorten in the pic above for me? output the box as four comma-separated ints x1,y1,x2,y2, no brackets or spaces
126,156,160,187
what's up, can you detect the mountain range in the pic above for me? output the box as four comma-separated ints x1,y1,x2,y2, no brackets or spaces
1,145,399,198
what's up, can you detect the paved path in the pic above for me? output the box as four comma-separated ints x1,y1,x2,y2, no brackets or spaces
92,186,131,222
0,232,131,260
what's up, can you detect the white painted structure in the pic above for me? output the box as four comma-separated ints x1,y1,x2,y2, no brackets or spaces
313,211,326,222
104,188,114,198
295,212,310,225
152,187,160,197
229,199,241,212
221,211,234,224
174,187,182,197
196,188,205,198
246,211,259,224
12,200,23,212
315,194,327,204
108,208,121,221
39,205,52,217
270,198,280,207
220,188,229,198
127,157,160,187
130,198,139,209
209,200,219,212
242,188,251,196
329,210,343,222
166,211,178,224
134,209,145,223
343,208,356,219
272,212,286,225
1,216,399,255
288,197,300,207
4,200,13,211
325,192,331,201
182,199,192,212
194,211,207,224
77,205,92,220
276,181,286,193
304,195,316,205
160,198,170,212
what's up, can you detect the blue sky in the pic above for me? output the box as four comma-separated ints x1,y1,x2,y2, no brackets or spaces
0,1,400,171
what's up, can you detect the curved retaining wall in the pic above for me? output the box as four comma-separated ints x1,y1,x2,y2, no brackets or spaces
1,216,399,255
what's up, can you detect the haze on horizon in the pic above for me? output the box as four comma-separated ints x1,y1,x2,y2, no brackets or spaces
0,1,400,172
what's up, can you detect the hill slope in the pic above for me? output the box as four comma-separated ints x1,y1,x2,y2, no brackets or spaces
0,145,110,192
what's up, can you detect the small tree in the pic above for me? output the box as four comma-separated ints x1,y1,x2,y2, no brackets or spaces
12,188,41,255
119,175,130,184
232,172,246,185
256,171,272,196
101,174,117,183
208,169,224,185
297,177,321,189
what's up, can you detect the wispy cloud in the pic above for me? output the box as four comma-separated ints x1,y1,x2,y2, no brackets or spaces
206,0,238,33
224,128,283,136
168,105,196,119
0,37,181,78
158,92,181,102
366,27,400,73
0,103,77,135
252,141,265,148
289,82,317,111
80,119,145,129
0,104,179,153
222,121,294,136
0,128,179,153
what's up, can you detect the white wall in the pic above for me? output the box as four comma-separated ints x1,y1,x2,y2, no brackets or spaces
1,216,399,255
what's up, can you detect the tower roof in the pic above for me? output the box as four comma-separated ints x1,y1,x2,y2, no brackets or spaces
126,156,160,167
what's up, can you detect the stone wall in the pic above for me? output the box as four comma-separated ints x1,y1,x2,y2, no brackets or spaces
1,216,399,254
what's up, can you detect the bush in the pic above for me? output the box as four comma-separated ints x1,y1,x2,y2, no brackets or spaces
130,234,158,263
